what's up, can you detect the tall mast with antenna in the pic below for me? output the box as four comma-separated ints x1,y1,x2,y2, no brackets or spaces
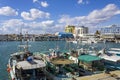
25,31,29,52
18,27,30,52
18,27,23,52
20,27,22,44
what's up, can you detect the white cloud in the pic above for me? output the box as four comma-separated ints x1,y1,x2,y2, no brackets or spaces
58,15,75,25
2,19,24,27
33,0,38,3
0,19,24,34
21,8,50,20
27,20,55,33
41,1,49,7
0,19,56,34
0,6,18,16
59,4,120,27
78,0,89,4
33,0,49,8
28,20,54,28
78,0,83,4
2,4,120,34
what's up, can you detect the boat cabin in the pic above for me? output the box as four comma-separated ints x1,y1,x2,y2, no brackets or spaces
78,55,104,72
15,60,46,80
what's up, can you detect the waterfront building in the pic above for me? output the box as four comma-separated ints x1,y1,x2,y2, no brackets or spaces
101,24,120,34
65,25,75,34
0,34,19,41
0,35,8,41
101,25,120,40
75,26,88,37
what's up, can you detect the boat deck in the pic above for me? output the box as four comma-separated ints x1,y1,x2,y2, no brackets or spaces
76,70,120,80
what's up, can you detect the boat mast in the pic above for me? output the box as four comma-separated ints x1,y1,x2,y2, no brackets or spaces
18,27,23,52
25,32,29,52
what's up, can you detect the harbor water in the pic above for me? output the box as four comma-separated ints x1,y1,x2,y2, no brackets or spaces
0,41,120,80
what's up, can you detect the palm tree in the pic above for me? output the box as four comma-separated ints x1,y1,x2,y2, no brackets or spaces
94,30,101,38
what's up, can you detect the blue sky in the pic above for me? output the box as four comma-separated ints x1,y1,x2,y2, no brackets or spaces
0,0,120,34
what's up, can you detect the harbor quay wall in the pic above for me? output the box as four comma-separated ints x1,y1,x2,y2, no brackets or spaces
1,33,120,42
0,34,74,41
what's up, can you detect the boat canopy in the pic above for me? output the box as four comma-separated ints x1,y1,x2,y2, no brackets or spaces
78,55,102,62
16,60,46,70
110,48,120,51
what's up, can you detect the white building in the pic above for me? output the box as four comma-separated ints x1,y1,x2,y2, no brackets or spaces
100,24,120,39
0,35,8,41
101,24,120,34
75,26,88,37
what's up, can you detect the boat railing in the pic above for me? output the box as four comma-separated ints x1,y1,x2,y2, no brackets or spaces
110,48,120,51
20,75,46,80
18,45,31,52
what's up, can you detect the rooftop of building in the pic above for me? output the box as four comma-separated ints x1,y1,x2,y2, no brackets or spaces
57,32,73,35
101,24,120,29
78,26,86,28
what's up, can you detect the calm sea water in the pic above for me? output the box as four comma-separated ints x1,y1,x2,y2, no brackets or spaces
0,41,120,80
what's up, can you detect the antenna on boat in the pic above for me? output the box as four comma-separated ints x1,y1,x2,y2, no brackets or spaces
25,31,29,52
18,29,30,52
18,27,23,52
103,39,106,49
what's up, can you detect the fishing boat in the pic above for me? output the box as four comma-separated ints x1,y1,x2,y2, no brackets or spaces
7,33,46,80
98,49,120,70
99,53,120,70
107,48,120,56
38,49,80,80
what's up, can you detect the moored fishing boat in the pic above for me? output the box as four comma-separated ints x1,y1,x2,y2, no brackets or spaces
7,50,47,80
90,48,120,70
7,52,46,80
7,33,47,80
37,49,80,80
107,48,120,56
99,53,120,70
